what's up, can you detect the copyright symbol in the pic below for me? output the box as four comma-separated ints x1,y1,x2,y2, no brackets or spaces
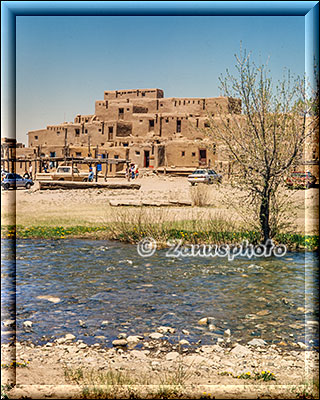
137,237,157,257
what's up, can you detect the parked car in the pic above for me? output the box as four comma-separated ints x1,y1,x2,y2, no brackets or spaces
1,173,34,190
50,166,87,181
188,168,222,186
285,171,316,189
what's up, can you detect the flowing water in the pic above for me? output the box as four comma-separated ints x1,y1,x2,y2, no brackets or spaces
1,239,318,349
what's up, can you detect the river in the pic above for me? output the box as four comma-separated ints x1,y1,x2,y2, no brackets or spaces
1,239,318,349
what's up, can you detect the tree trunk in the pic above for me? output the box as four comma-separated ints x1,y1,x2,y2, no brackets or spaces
259,191,271,244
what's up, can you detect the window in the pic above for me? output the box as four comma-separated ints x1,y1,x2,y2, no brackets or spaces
99,128,102,132
135,151,140,156
114,155,119,159
212,144,216,155
50,152,56,157
181,151,185,157
101,143,105,146
119,108,124,118
176,120,181,133
35,136,38,140
204,122,210,128
75,129,80,136
108,126,113,140
165,119,169,123
76,152,82,157
192,152,196,157
142,92,145,97
123,142,128,147
85,129,88,134
149,120,155,131
57,131,60,135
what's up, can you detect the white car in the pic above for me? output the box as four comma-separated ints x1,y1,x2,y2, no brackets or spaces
188,168,222,186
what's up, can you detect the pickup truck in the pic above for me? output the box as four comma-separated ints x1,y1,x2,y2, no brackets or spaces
50,166,88,181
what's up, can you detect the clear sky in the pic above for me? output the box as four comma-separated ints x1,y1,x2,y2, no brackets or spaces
15,15,305,144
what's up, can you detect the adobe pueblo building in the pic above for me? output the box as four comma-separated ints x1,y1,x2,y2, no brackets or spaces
25,88,241,175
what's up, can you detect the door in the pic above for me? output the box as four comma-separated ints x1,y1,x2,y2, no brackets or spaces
144,151,150,168
199,149,207,165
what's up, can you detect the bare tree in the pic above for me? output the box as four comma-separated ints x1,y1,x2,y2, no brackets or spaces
204,47,314,243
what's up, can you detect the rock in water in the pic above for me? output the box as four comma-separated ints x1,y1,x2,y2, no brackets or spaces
149,332,163,340
112,339,128,347
23,321,33,328
3,320,15,327
198,317,208,325
157,326,175,334
37,295,61,304
127,335,143,343
65,334,76,342
224,329,231,337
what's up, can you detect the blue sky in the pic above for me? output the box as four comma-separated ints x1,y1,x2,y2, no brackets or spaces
15,15,305,144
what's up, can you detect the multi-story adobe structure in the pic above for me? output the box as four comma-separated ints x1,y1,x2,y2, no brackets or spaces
3,88,317,179
24,88,241,175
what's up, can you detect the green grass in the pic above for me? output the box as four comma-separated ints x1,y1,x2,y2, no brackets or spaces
1,223,318,251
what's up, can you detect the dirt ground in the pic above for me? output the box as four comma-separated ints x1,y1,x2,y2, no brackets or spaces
1,176,319,235
1,340,319,399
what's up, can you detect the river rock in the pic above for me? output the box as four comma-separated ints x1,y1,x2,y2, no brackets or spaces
56,338,66,345
157,326,175,334
118,333,127,339
198,317,209,325
79,320,87,328
130,350,148,359
112,339,128,347
217,338,224,344
297,342,308,349
36,295,61,304
101,321,109,326
65,334,76,342
127,335,143,343
182,329,190,335
208,324,216,331
149,332,163,340
306,321,319,327
256,310,271,316
224,329,231,337
78,343,87,349
230,344,252,357
212,344,224,353
3,320,15,327
23,321,33,329
179,339,190,346
165,351,180,361
248,338,267,347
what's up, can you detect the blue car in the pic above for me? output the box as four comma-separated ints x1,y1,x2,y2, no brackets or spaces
1,173,34,190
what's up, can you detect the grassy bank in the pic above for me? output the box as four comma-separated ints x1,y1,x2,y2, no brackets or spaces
1,223,318,251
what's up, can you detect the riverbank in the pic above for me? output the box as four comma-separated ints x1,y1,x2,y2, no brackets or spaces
1,224,319,251
1,338,319,399
1,177,318,249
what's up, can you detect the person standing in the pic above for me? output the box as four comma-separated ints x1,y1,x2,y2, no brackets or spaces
88,166,94,182
29,164,33,180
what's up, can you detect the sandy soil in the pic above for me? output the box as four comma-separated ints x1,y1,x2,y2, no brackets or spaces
1,339,319,399
1,176,319,235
